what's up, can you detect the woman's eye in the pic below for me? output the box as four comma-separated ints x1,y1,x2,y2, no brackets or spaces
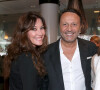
40,26,45,30
32,28,37,31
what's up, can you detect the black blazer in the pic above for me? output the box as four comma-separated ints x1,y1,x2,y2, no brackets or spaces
44,38,97,90
9,53,48,90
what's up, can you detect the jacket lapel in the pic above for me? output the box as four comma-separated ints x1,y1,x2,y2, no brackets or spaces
50,40,65,90
78,38,88,77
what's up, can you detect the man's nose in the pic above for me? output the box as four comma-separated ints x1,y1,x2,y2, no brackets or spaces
67,25,72,31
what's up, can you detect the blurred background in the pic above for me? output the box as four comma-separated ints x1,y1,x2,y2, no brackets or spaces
0,0,100,38
0,0,100,90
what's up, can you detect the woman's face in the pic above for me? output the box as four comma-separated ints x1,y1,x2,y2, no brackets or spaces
27,18,46,46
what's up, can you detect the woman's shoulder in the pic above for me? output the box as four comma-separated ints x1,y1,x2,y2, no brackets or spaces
18,52,31,58
10,52,37,77
93,54,100,60
11,52,33,68
16,52,32,62
92,54,100,68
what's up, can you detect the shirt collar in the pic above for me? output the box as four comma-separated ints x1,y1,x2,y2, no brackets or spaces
59,39,78,54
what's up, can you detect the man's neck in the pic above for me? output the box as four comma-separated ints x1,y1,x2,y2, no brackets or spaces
61,39,77,49
61,39,77,61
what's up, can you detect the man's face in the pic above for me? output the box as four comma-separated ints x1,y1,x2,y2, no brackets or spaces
60,12,81,43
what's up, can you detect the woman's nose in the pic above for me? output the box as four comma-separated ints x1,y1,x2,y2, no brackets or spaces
37,29,43,35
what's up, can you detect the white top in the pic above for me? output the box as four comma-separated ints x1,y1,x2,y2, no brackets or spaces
91,54,100,90
59,40,86,90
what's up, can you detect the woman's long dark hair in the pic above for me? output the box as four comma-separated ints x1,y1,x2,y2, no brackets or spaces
4,11,48,79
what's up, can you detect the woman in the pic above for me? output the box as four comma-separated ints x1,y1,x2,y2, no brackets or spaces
90,35,100,48
3,11,48,90
91,46,100,90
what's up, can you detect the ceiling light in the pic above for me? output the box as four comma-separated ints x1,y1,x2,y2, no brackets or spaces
94,10,100,13
4,35,8,39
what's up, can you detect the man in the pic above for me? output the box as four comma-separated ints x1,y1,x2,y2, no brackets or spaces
44,8,97,90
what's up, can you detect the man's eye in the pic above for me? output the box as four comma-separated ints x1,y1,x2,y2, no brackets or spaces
63,24,67,26
72,23,77,26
